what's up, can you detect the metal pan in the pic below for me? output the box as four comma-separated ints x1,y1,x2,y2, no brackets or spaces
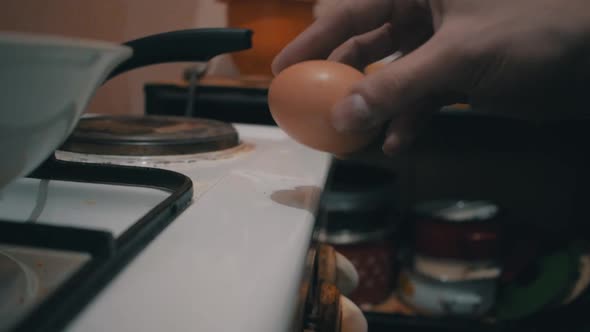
0,28,251,189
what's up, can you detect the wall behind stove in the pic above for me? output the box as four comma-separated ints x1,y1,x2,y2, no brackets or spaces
0,0,339,115
0,0,236,115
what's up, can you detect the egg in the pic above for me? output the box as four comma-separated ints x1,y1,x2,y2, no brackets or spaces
340,295,368,332
268,60,377,155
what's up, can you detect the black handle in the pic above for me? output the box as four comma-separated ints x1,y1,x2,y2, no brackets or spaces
107,28,252,79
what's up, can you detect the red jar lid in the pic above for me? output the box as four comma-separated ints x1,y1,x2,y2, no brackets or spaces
413,200,502,261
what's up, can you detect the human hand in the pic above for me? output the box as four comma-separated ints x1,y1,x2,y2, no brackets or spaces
272,0,590,156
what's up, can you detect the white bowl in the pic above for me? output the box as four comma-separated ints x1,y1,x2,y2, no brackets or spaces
398,269,497,317
414,255,501,282
0,32,132,189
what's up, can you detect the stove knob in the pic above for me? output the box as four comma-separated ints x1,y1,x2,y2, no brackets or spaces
340,295,367,332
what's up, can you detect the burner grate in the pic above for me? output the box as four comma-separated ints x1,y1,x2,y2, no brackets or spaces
0,156,193,332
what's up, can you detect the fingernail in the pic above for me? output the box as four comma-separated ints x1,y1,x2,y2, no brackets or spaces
382,133,401,156
332,94,374,132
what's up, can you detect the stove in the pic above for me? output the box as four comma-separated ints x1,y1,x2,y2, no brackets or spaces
142,72,590,332
0,115,341,332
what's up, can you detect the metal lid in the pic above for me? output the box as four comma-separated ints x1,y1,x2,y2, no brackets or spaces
60,115,240,156
413,200,502,261
413,255,502,282
317,226,396,245
414,200,499,223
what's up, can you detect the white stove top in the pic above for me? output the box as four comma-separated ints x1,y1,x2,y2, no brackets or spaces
0,123,332,332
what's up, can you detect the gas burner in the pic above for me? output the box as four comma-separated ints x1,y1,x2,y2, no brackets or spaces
59,115,240,156
0,249,38,329
55,143,254,169
0,158,193,332
0,246,89,332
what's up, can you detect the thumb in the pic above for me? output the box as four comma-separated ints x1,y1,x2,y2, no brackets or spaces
331,31,465,133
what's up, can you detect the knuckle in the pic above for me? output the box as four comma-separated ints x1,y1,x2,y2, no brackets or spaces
346,37,367,63
352,73,409,120
457,38,491,66
441,24,501,66
443,30,503,91
334,36,370,68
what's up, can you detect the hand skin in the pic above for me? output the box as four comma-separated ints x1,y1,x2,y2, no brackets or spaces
272,0,590,157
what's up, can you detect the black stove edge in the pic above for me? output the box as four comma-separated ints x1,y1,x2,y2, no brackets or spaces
10,156,193,332
293,157,337,331
0,222,115,257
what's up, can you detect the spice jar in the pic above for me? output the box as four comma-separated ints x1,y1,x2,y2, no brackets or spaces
399,200,503,316
413,200,502,261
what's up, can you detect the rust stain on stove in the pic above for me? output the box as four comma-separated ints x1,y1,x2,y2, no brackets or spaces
85,200,97,206
153,122,198,133
270,186,322,213
196,142,255,161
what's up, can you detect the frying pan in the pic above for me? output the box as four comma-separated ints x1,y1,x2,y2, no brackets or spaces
0,28,252,189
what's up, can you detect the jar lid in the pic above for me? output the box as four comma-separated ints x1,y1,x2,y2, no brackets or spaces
414,200,499,223
414,255,502,282
317,226,396,245
413,200,502,261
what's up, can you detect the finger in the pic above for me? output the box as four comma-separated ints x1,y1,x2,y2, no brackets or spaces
333,103,435,161
332,142,388,165
331,124,388,162
327,23,397,71
382,103,436,156
382,114,416,156
331,29,462,133
271,0,394,75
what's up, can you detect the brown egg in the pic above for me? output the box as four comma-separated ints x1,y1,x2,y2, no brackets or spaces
268,60,377,155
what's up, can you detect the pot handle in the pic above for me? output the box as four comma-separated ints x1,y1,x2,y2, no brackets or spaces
107,28,252,79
